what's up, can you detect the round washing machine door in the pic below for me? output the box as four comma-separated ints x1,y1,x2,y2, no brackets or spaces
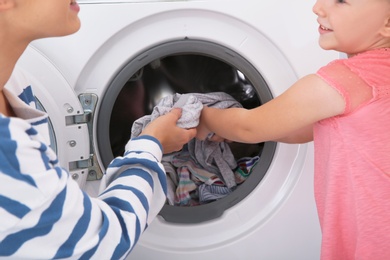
97,40,277,223
14,46,95,189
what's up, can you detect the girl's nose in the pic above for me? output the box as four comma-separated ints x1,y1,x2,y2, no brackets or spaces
312,0,324,17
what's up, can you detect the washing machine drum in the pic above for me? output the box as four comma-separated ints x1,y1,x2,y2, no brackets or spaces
102,53,275,224
110,55,259,156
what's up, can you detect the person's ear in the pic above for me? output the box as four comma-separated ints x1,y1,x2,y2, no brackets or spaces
0,0,14,11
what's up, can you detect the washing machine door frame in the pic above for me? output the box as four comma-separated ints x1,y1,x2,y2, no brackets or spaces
15,45,102,188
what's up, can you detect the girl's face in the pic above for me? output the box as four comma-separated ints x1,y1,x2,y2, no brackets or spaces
11,0,81,41
313,0,390,55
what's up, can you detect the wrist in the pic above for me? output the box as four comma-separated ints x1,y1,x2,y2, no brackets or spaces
125,135,163,160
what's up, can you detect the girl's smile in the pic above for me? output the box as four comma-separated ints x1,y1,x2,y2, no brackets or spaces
318,24,333,35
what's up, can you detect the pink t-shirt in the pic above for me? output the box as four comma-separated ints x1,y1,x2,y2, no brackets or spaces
314,48,390,260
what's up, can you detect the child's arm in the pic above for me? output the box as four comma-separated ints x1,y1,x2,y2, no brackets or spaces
197,74,345,144
274,124,314,144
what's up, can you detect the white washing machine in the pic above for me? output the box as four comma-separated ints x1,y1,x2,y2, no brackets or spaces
13,0,339,259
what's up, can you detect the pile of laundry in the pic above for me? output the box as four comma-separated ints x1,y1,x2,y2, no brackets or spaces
131,92,260,206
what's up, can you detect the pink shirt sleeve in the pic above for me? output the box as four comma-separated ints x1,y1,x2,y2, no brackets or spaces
317,60,373,115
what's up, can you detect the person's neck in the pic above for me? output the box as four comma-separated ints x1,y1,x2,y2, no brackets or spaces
0,37,28,88
0,58,17,117
0,64,15,89
0,89,16,117
0,38,28,116
0,60,16,116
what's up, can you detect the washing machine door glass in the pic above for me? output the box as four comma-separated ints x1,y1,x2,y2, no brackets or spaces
14,46,93,188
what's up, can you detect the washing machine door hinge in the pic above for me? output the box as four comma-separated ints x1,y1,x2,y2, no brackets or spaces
67,93,103,181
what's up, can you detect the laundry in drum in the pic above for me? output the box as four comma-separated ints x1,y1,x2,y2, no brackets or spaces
130,92,260,207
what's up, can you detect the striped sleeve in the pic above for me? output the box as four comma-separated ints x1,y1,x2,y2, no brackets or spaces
0,113,167,259
1,70,168,259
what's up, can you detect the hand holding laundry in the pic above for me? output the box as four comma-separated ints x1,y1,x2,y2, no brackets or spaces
140,108,197,154
132,92,244,194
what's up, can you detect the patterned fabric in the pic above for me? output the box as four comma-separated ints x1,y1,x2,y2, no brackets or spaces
314,48,390,259
166,150,226,206
234,156,260,184
0,69,166,259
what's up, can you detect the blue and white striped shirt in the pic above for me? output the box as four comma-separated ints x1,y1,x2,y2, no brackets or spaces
0,72,166,259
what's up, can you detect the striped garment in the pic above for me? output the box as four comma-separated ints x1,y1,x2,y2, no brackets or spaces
0,71,166,259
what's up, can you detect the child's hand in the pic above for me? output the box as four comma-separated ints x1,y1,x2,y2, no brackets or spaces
196,106,231,143
195,106,211,140
140,108,197,154
195,124,211,141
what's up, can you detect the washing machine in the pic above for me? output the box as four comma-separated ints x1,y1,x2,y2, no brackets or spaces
13,0,339,259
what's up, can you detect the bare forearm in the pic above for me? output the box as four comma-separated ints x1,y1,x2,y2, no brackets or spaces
200,106,264,143
199,74,344,145
200,107,314,144
274,124,314,143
